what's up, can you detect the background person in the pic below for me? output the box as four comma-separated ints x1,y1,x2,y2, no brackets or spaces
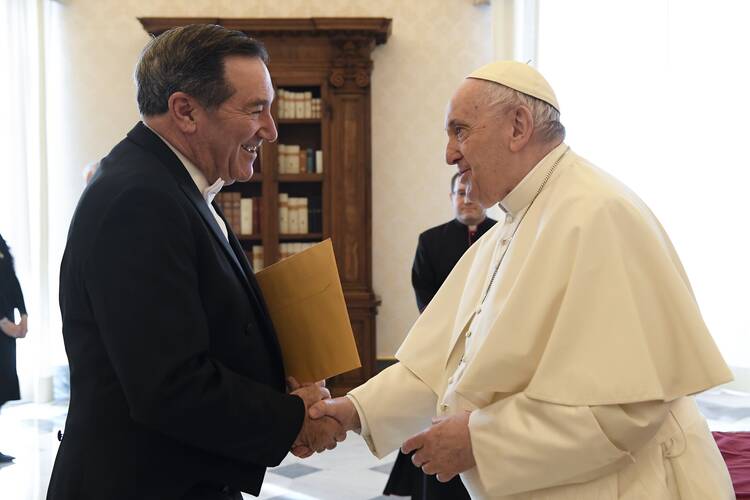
0,233,28,464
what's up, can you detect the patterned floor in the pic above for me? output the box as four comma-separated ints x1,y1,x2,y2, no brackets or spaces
2,389,749,499
0,400,401,500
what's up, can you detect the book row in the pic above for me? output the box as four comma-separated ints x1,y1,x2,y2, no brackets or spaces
216,193,261,235
216,192,323,236
246,242,319,272
279,193,323,235
277,145,323,174
247,246,264,272
278,242,318,260
277,90,322,119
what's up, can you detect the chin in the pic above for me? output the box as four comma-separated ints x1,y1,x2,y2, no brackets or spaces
231,166,254,183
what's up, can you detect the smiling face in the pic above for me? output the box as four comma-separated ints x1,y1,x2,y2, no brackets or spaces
444,79,525,207
189,56,278,185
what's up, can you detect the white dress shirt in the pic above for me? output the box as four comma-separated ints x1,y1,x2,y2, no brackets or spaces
145,123,228,241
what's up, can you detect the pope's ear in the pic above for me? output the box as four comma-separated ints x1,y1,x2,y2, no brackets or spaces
168,92,197,134
508,105,534,152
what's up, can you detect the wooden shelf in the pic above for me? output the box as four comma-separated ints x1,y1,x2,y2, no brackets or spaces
278,173,323,182
237,234,262,242
277,118,321,125
279,233,323,241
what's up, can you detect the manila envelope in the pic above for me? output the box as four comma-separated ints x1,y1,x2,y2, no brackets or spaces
255,239,361,383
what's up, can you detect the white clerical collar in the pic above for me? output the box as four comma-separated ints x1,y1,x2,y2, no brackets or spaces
144,122,225,203
498,142,568,215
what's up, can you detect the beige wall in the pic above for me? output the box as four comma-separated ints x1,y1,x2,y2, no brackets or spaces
45,0,493,360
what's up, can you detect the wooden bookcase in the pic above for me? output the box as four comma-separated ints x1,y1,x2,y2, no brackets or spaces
139,17,391,394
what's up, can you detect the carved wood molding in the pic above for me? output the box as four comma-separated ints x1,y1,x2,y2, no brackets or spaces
138,17,392,45
139,17,391,91
329,37,375,89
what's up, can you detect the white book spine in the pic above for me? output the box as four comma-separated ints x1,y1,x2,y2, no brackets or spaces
315,150,323,174
240,198,252,235
299,197,309,234
289,145,301,174
295,92,305,118
279,193,289,234
278,90,287,119
304,91,312,118
252,246,263,271
288,197,300,234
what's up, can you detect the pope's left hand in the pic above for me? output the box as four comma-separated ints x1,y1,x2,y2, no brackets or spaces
401,410,476,482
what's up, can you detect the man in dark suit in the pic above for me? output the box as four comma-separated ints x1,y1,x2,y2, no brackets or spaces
412,172,496,312
48,25,342,500
383,172,495,499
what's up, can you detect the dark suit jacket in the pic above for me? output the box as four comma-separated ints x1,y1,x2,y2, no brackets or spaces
0,234,25,406
48,123,304,500
411,218,496,312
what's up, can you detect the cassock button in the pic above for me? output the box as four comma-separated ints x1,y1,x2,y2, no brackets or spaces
440,403,449,411
448,376,454,384
505,214,513,223
501,238,509,246
57,430,64,442
466,330,472,338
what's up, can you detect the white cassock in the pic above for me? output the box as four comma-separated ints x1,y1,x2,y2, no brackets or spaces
349,143,736,499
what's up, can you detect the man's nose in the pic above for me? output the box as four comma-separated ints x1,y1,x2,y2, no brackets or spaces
261,115,278,143
445,139,461,165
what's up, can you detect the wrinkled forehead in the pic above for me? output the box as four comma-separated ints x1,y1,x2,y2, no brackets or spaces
445,79,489,128
224,55,275,98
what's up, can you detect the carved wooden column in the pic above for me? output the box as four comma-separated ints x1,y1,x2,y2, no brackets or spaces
327,34,380,391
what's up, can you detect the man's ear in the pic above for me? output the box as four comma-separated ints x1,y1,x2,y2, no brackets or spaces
168,92,197,134
508,105,534,152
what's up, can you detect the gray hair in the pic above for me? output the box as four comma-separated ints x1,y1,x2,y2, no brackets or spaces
480,81,566,143
135,24,268,116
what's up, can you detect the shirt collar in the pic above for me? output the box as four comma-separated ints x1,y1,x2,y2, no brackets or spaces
498,142,568,215
144,122,225,203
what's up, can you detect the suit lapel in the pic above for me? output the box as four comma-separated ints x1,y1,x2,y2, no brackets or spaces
126,122,285,374
126,122,253,297
224,227,285,365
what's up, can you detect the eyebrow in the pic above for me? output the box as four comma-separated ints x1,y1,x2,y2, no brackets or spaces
242,98,272,112
445,118,466,131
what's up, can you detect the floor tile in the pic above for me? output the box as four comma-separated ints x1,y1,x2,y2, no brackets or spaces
270,462,323,479
369,462,395,475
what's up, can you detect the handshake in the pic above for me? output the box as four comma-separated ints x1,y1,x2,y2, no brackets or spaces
287,377,476,481
287,377,361,458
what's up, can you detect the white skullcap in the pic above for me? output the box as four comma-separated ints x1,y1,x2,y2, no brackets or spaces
467,61,560,112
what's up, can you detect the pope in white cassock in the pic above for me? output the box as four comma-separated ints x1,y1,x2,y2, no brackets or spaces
305,61,736,499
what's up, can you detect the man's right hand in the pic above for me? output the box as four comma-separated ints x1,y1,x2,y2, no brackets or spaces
293,413,345,458
290,383,345,457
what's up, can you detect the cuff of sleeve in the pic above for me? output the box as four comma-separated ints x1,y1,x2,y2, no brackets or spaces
264,393,306,466
346,393,380,456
